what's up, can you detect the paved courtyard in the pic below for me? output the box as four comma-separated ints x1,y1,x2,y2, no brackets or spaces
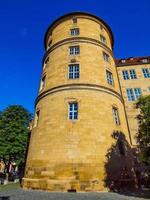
0,187,149,200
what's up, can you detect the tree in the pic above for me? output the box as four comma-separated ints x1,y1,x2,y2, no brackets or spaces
135,96,150,166
0,105,32,164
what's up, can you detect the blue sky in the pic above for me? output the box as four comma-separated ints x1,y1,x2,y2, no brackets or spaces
0,0,150,113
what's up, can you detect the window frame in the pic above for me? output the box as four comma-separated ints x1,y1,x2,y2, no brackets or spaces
122,70,130,80
70,28,79,36
103,52,110,62
100,34,107,44
142,68,150,78
68,102,78,120
69,46,80,55
39,75,46,91
68,64,80,79
126,88,142,102
129,69,137,79
112,107,120,125
106,70,114,85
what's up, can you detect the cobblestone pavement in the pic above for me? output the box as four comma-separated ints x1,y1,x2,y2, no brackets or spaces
0,189,149,200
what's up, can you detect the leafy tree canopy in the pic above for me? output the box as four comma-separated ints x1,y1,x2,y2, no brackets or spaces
136,95,150,166
0,105,32,164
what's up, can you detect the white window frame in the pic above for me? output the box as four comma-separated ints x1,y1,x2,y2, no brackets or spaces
68,64,80,79
69,46,80,55
103,52,110,62
122,70,129,80
106,70,113,85
68,102,78,120
129,69,137,79
126,88,142,102
39,76,46,91
100,34,106,44
70,28,79,36
142,68,150,78
112,107,120,125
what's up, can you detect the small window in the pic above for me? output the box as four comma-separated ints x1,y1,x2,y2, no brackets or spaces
106,70,113,85
122,70,129,80
121,59,126,63
40,76,46,91
34,110,40,127
126,88,142,102
69,46,80,55
129,69,137,79
148,87,150,92
69,102,78,120
142,68,150,78
100,35,106,44
103,52,110,62
43,57,49,70
68,64,79,79
72,18,77,24
112,107,120,125
70,28,79,36
142,59,148,63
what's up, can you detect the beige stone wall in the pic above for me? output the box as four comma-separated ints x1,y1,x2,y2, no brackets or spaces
46,15,112,50
23,13,131,191
117,63,150,145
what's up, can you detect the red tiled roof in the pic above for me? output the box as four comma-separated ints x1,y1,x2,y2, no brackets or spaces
115,56,150,66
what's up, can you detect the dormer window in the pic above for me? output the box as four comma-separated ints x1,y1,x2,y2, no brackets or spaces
121,59,126,63
142,59,148,63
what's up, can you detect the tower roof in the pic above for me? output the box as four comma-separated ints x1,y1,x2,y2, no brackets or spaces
44,12,114,49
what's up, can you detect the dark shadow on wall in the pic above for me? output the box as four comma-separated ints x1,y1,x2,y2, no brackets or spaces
104,131,137,191
104,131,150,198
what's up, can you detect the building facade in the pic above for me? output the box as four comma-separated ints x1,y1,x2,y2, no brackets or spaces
22,12,149,191
116,57,150,145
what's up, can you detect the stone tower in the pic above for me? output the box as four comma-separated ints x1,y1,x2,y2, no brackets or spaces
23,12,131,191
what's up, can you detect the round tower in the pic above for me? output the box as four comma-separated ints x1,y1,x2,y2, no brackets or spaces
23,12,131,191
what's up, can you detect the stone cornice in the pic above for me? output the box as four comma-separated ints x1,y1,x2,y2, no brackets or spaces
35,83,123,106
42,37,114,66
44,12,114,49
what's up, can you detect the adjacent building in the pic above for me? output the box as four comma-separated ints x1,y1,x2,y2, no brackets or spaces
23,12,150,191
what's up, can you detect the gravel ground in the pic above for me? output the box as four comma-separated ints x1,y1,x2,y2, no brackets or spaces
0,188,149,200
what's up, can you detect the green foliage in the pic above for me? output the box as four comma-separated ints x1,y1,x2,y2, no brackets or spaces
0,105,32,164
136,95,150,166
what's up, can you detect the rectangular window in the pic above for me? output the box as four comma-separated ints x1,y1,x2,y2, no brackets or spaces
106,70,113,85
69,46,80,55
69,102,78,120
70,28,79,36
103,52,110,62
122,70,129,80
100,35,106,44
40,76,46,91
43,57,49,70
112,107,120,125
126,88,142,102
68,64,80,79
34,110,40,127
142,68,150,78
129,69,137,79
148,87,150,92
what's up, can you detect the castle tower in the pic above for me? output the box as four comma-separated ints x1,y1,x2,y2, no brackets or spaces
23,12,131,191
